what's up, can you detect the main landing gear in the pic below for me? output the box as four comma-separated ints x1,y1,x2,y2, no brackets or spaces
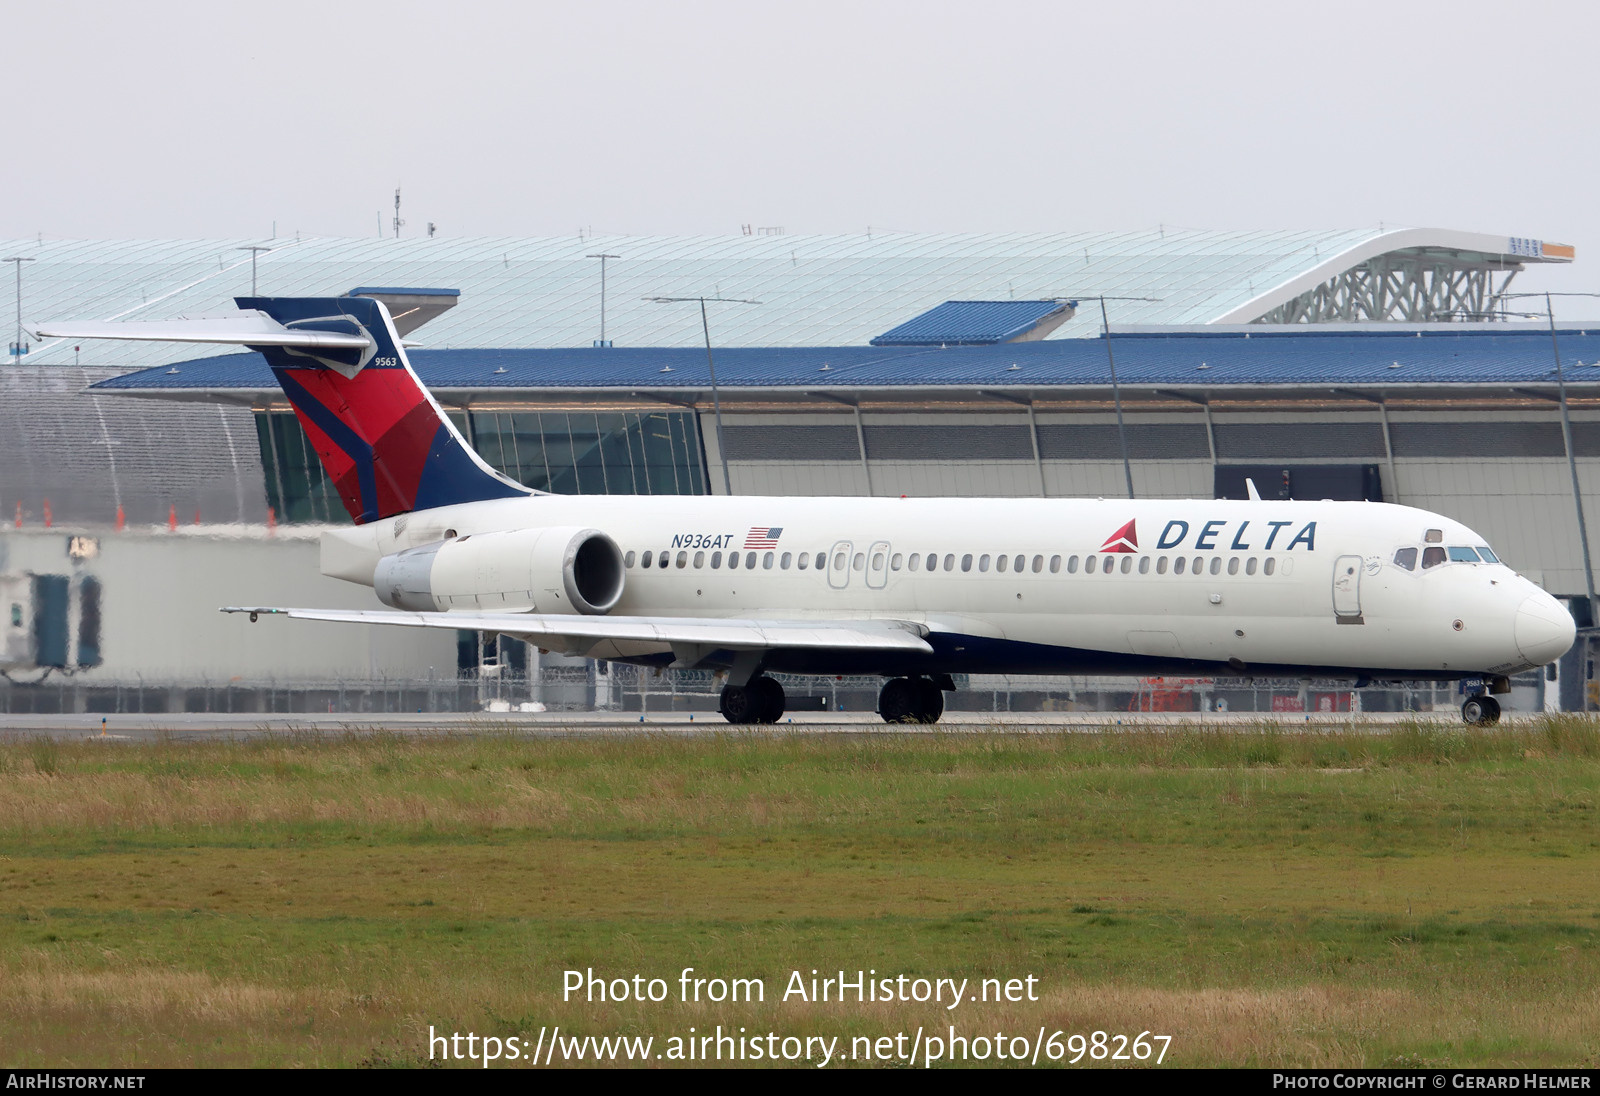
719,676,785,724
1461,695,1501,726
877,676,945,724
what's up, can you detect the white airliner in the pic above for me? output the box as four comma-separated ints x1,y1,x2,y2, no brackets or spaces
34,294,1576,725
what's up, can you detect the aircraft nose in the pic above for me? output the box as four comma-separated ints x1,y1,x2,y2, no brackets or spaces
1515,594,1576,666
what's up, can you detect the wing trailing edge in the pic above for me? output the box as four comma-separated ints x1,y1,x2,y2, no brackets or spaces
223,607,934,660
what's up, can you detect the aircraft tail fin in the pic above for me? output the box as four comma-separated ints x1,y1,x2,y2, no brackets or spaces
35,295,530,524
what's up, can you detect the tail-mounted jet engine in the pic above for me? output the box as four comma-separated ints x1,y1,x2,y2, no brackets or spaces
374,527,624,614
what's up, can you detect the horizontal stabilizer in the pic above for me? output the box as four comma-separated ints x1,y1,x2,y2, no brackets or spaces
27,313,373,350
223,606,934,654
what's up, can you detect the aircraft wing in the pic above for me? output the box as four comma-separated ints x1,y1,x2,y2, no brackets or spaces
222,606,933,659
27,314,372,350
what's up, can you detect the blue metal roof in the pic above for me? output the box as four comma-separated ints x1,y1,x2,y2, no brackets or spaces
89,327,1600,396
870,299,1071,346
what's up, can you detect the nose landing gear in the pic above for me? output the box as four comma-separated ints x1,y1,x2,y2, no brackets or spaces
719,676,786,724
1461,695,1501,725
877,676,946,724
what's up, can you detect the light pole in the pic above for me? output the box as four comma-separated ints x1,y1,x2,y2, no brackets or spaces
4,256,35,361
237,245,272,296
1502,291,1600,630
646,295,760,496
587,253,620,347
1057,294,1161,499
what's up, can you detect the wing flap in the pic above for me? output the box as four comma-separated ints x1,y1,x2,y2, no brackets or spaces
223,607,933,653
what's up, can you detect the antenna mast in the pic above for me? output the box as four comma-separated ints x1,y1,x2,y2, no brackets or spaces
392,186,405,239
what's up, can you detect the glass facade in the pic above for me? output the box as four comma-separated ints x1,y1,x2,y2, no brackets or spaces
256,408,707,522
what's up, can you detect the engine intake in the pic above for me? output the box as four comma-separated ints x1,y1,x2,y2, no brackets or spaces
374,526,624,614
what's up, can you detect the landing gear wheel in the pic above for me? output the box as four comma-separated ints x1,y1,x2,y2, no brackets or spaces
1461,695,1501,726
750,676,785,724
878,677,919,723
878,677,946,724
720,677,785,724
719,684,756,724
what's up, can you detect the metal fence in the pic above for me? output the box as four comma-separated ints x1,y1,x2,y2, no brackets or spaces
0,663,1535,718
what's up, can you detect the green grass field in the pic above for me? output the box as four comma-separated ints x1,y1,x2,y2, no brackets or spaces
3,720,1599,1068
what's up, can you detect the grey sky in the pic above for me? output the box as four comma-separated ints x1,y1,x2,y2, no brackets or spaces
5,0,1596,303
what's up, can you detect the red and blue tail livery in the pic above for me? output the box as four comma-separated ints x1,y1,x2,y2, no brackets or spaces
238,296,529,523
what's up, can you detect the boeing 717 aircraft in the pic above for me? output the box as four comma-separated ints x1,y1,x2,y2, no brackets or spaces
34,294,1576,725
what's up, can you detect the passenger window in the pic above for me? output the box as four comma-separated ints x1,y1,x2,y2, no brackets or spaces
996,554,1008,573
1049,555,1061,573
834,552,847,570
659,552,670,569
1422,546,1447,569
891,553,902,570
625,550,636,568
944,554,956,571
676,551,688,568
1085,555,1097,574
979,554,991,572
1139,556,1151,574
1032,555,1043,573
1120,556,1133,574
1063,555,1075,573
1174,556,1186,574
764,552,776,569
781,552,792,569
1157,556,1168,574
961,554,973,572
1209,557,1222,575
907,554,919,572
1264,557,1276,576
852,553,865,571
871,551,884,569
796,552,807,570
729,551,740,570
1227,557,1239,576
693,551,705,568
1393,547,1416,571
815,552,826,570
1245,557,1257,575
712,551,723,568
1448,546,1479,563
746,552,757,569
641,550,653,568
1191,556,1203,574
1477,546,1499,563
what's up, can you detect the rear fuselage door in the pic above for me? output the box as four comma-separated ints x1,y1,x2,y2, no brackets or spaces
828,540,853,589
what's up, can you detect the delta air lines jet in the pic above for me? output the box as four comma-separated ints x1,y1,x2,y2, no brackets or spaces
34,295,1576,725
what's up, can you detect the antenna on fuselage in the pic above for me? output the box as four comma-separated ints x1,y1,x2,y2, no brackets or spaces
1245,478,1262,502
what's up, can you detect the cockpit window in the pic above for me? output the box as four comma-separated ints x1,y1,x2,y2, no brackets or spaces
1425,529,1443,543
1476,546,1499,563
1422,546,1447,569
1448,546,1480,563
1393,547,1417,571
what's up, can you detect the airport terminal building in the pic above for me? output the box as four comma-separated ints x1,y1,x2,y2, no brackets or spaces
4,227,1596,713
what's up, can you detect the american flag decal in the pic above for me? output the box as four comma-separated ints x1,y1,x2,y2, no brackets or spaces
744,526,783,549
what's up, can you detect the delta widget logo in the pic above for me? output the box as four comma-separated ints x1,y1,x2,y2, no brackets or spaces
1099,520,1138,553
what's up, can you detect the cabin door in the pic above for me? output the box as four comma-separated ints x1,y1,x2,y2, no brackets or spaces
828,540,853,590
1332,554,1364,623
865,540,891,589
